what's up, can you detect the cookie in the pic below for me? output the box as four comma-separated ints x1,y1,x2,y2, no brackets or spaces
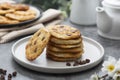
26,27,50,61
47,50,83,58
48,41,83,49
0,9,15,15
47,44,83,53
47,53,82,62
47,25,81,39
0,15,19,24
50,36,82,45
14,9,36,16
6,13,36,21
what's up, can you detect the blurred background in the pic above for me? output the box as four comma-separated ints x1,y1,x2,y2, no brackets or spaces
17,0,71,17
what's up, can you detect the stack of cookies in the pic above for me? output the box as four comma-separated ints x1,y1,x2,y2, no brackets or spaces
46,25,84,61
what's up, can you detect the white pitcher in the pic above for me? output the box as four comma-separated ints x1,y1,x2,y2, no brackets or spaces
96,0,120,39
70,0,99,25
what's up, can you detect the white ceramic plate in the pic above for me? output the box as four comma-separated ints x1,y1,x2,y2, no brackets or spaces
12,36,104,73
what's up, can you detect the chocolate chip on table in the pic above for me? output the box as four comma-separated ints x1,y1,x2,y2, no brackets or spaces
66,62,71,66
0,69,3,73
3,70,7,75
12,71,17,77
8,74,12,78
0,74,5,80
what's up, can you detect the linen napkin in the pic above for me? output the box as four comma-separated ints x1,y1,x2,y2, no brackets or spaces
0,9,64,43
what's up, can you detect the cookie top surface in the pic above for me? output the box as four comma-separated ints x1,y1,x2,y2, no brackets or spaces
25,27,50,61
47,25,81,39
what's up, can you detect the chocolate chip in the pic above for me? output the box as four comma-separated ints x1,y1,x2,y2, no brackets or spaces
42,37,45,41
66,62,71,66
74,60,79,64
8,74,12,78
12,71,17,77
37,32,41,36
3,70,7,75
66,34,71,36
0,69,3,73
73,62,79,66
71,30,77,33
0,74,5,80
59,26,64,28
34,40,37,45
86,59,90,63
79,60,83,65
82,60,87,64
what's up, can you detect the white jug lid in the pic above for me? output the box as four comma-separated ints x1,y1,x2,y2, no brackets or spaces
103,0,120,7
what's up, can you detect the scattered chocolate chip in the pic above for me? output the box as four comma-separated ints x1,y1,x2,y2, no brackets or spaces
66,59,91,66
8,74,12,78
0,74,5,80
0,69,3,73
12,71,17,77
8,77,11,80
3,70,7,75
82,60,87,64
73,62,79,66
86,59,90,63
79,60,83,65
66,62,71,66
74,60,79,64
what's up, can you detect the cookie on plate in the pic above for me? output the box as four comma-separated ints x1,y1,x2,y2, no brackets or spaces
47,25,81,39
47,50,84,58
47,51,83,62
47,44,83,53
48,42,83,49
26,27,50,61
50,36,82,45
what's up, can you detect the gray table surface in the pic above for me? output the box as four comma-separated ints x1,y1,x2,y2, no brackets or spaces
0,19,120,80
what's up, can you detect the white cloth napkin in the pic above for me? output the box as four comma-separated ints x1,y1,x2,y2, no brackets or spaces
0,9,63,43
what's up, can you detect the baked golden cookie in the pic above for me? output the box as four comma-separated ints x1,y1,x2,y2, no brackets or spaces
26,27,50,61
0,2,13,9
0,15,19,24
47,50,83,58
12,4,29,11
47,44,83,53
47,25,81,39
50,36,82,45
6,13,36,21
48,42,83,49
14,9,36,16
0,9,15,15
47,53,82,62
0,3,36,24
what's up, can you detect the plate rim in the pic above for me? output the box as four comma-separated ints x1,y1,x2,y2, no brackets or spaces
11,36,104,72
0,5,42,28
